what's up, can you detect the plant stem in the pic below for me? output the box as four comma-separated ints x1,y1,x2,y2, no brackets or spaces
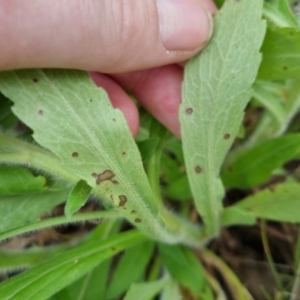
146,118,167,208
0,211,119,243
260,220,284,293
0,132,78,183
199,249,254,300
0,133,205,248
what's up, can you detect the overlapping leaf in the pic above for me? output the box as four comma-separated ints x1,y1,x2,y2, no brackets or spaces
0,230,144,300
180,0,266,236
0,70,201,246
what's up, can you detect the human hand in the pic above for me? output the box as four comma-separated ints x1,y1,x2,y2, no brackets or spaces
0,0,216,136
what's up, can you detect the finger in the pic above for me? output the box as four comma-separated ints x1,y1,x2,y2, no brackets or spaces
0,0,214,72
89,72,139,136
112,65,183,136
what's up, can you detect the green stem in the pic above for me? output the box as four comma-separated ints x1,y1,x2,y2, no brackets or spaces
146,118,168,208
199,249,254,300
0,211,119,243
260,220,284,292
0,132,78,183
295,225,300,272
0,133,204,247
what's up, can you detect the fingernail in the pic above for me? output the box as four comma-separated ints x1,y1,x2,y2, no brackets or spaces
156,0,213,51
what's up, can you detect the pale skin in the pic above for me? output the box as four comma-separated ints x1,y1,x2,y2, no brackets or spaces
0,0,216,136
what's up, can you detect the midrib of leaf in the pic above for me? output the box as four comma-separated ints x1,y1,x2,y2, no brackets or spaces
205,7,247,235
0,70,203,247
180,0,266,238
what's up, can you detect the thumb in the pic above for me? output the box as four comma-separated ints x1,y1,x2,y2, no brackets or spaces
0,0,213,72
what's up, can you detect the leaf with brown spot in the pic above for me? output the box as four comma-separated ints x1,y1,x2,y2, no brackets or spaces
180,0,265,237
118,195,127,207
0,69,203,246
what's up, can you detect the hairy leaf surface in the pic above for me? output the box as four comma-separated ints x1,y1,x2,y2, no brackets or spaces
0,70,201,246
180,0,266,236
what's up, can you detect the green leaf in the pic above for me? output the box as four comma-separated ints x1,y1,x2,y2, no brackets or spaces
222,134,300,188
221,207,256,227
64,180,92,217
60,220,120,300
159,244,205,296
0,211,118,243
0,132,79,185
253,81,286,125
258,28,300,80
0,246,67,274
0,69,202,246
0,166,46,195
225,80,300,163
180,0,266,237
136,138,160,164
263,0,298,28
0,94,17,130
65,260,111,300
106,241,155,299
163,175,192,201
235,183,300,223
0,189,69,233
123,278,168,300
0,230,144,300
160,278,182,300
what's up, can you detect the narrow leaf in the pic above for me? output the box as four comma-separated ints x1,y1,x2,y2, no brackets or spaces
0,230,144,300
65,180,92,218
159,244,205,296
221,207,256,227
123,278,168,300
180,0,266,236
222,134,300,188
106,241,155,299
160,278,182,300
235,183,300,223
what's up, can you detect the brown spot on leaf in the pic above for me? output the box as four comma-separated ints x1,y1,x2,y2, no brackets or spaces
94,170,116,185
111,247,116,251
32,78,38,83
38,109,43,115
269,186,276,192
72,152,79,158
224,133,230,140
131,210,136,214
113,118,116,122
122,151,126,156
283,66,288,71
89,99,93,102
118,195,127,207
195,165,202,173
135,218,142,223
185,107,193,115
227,166,234,173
